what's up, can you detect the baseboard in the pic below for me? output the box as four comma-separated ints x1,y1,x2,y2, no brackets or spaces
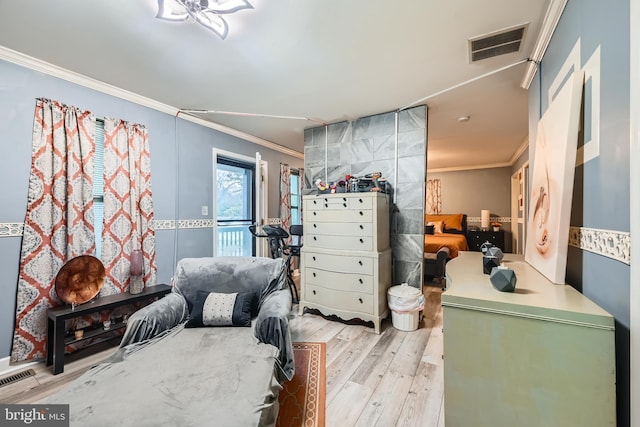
0,356,38,377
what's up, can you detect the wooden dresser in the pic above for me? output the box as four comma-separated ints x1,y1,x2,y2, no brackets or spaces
299,192,392,333
466,229,505,251
442,252,616,427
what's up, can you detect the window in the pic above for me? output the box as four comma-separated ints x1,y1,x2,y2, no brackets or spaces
290,170,301,225
93,119,105,259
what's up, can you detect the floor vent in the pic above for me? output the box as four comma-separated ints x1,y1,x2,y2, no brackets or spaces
469,24,528,62
0,369,36,388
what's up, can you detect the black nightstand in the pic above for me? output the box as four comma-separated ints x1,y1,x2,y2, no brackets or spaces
467,230,505,252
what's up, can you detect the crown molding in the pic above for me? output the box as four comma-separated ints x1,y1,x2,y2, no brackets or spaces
509,137,529,165
0,45,303,160
429,136,528,173
521,0,569,89
428,161,512,174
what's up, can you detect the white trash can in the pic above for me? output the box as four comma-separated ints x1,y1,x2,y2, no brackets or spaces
387,283,425,331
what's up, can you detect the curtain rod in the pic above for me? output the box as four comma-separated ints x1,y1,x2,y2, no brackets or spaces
179,109,327,125
397,58,529,112
181,59,528,129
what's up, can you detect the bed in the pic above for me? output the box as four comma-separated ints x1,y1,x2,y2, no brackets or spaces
425,213,469,259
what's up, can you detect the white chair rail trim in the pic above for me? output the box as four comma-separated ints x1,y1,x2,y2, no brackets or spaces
0,223,23,237
467,217,512,223
1,221,631,264
568,226,631,265
1,218,284,234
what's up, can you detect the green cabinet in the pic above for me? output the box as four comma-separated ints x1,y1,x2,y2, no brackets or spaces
442,252,616,427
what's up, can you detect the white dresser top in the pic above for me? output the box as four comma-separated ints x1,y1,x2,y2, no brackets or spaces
303,192,389,200
443,252,614,329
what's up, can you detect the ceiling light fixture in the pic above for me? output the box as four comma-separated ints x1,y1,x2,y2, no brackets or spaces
457,115,471,123
156,0,253,39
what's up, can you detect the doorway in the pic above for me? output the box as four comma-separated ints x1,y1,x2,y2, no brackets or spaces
511,162,529,254
212,150,268,257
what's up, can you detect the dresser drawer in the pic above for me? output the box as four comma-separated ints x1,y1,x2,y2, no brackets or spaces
306,234,373,251
305,195,373,212
305,285,373,314
348,195,373,210
304,267,373,293
466,230,505,251
303,252,374,275
306,197,349,211
308,209,373,223
306,221,373,237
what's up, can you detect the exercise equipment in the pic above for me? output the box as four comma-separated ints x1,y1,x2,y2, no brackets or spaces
249,224,302,303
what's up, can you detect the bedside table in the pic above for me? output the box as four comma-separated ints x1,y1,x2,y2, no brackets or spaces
467,229,505,252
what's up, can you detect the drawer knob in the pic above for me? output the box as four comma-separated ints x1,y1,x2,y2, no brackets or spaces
359,211,364,216
359,198,363,203
313,212,317,216
343,203,347,207
358,278,363,284
313,290,316,295
313,223,317,228
359,224,364,230
358,298,363,304
324,204,328,208
359,238,364,244
313,200,317,205
358,260,363,266
324,198,328,202
313,236,317,241
343,197,347,202
312,256,316,261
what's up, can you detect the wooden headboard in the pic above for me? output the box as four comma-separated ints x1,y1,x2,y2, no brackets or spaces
425,213,467,235
444,214,467,235
455,214,468,235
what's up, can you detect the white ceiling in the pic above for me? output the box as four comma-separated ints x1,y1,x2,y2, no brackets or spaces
0,0,550,170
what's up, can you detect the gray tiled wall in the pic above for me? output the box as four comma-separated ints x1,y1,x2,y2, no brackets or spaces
303,105,427,288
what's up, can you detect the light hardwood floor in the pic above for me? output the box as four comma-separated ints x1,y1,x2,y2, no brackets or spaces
0,286,445,427
292,285,445,427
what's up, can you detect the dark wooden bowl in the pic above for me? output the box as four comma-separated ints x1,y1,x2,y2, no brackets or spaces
55,255,105,305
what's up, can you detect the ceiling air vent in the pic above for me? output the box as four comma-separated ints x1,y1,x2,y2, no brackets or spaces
469,24,528,62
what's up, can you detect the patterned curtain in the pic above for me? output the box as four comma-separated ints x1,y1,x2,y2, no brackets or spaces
279,163,292,243
426,179,442,214
11,99,95,362
102,119,157,293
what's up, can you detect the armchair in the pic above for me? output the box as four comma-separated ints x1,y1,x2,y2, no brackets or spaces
45,256,294,427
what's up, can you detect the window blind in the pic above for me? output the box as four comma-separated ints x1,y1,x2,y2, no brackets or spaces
94,119,104,258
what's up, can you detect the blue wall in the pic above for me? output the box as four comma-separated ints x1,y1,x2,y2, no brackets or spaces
532,0,630,424
0,58,302,359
